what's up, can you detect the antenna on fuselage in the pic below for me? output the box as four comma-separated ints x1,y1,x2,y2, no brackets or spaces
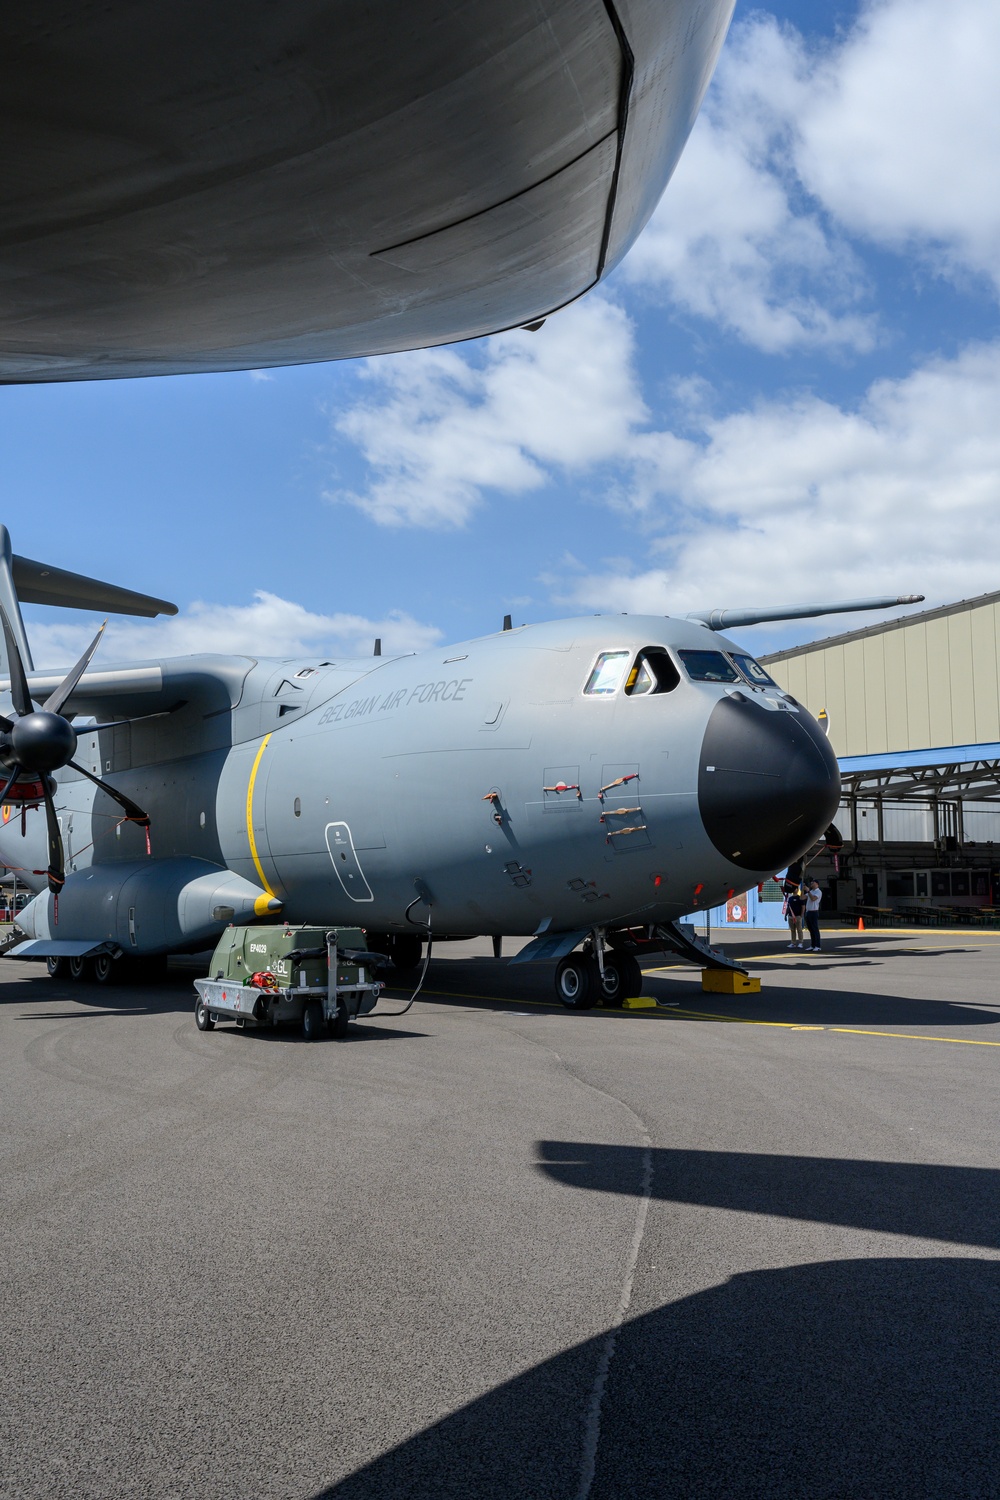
373,637,381,656
502,614,512,631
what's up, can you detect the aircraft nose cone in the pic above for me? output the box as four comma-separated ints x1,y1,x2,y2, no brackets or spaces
698,694,840,872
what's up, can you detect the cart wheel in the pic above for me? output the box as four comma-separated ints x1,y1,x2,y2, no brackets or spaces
302,1000,323,1041
330,1002,349,1040
69,955,93,982
46,956,67,979
195,996,215,1031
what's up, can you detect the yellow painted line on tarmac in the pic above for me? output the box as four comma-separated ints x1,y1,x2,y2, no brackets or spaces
667,1006,824,1030
662,1005,1000,1047
827,1027,1000,1047
384,987,1000,1045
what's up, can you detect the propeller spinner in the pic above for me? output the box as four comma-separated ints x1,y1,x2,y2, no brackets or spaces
0,607,150,893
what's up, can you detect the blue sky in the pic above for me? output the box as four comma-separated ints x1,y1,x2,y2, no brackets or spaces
2,0,999,669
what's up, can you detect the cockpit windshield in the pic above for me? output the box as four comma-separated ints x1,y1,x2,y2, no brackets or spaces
729,652,777,687
583,650,629,696
678,650,740,684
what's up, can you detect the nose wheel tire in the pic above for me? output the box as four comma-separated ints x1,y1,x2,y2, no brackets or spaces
195,996,215,1031
555,955,595,1009
598,954,643,1006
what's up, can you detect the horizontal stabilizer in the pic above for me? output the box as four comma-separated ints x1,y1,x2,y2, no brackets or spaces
12,552,177,618
687,595,924,632
6,939,116,960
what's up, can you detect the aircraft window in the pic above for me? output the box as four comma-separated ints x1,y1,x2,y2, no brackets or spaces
584,651,629,696
678,650,740,683
730,652,776,687
625,649,681,696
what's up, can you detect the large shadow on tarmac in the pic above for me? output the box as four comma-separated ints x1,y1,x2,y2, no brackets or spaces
408,956,1000,1030
537,1142,1000,1248
317,1256,1000,1498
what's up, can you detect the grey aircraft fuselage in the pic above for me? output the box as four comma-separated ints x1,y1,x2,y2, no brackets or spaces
3,615,839,952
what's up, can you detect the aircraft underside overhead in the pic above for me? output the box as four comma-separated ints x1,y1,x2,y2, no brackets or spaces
1,0,735,381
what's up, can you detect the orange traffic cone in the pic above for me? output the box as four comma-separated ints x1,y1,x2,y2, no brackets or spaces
857,917,865,932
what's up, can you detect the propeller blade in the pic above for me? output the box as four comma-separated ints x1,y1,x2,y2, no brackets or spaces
43,621,107,716
0,603,34,717
0,715,13,732
42,783,65,894
0,762,23,804
68,760,150,826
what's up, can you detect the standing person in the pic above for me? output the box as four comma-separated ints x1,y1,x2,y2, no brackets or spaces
786,886,804,949
804,878,823,952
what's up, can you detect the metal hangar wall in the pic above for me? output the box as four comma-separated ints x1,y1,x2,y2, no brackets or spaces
760,592,1000,925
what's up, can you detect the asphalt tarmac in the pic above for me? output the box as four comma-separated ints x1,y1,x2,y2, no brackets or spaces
2,928,998,1499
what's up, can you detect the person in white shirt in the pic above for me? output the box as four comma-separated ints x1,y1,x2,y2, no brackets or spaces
804,879,823,951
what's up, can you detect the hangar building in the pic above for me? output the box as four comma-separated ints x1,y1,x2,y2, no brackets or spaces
709,591,1000,930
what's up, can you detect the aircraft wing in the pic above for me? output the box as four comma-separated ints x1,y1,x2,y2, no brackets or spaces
1,0,735,381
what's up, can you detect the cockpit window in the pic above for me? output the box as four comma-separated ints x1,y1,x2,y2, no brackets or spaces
625,648,680,696
584,650,629,696
730,652,776,687
678,649,741,683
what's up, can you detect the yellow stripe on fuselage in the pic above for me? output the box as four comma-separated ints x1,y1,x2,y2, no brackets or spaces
246,733,276,897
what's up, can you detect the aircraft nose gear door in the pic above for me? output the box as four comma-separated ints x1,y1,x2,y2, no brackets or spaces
325,822,374,902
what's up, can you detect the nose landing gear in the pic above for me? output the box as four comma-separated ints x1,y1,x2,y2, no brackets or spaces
554,937,643,1009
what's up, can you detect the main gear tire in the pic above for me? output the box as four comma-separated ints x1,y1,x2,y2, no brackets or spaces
93,952,118,985
46,956,67,979
68,955,93,982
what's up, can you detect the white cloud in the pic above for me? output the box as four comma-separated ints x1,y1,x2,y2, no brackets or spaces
622,0,1000,346
330,297,646,527
25,593,442,672
551,339,1000,621
327,271,1000,621
797,0,1000,289
622,16,876,353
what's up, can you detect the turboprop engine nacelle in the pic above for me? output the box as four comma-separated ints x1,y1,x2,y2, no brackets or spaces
16,857,282,956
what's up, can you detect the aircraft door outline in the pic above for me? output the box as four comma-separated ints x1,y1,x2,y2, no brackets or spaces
325,821,375,902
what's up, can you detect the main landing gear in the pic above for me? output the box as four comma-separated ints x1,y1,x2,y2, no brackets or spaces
554,946,643,1010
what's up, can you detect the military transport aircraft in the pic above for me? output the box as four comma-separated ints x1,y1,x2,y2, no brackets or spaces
3,0,736,381
0,527,921,1005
